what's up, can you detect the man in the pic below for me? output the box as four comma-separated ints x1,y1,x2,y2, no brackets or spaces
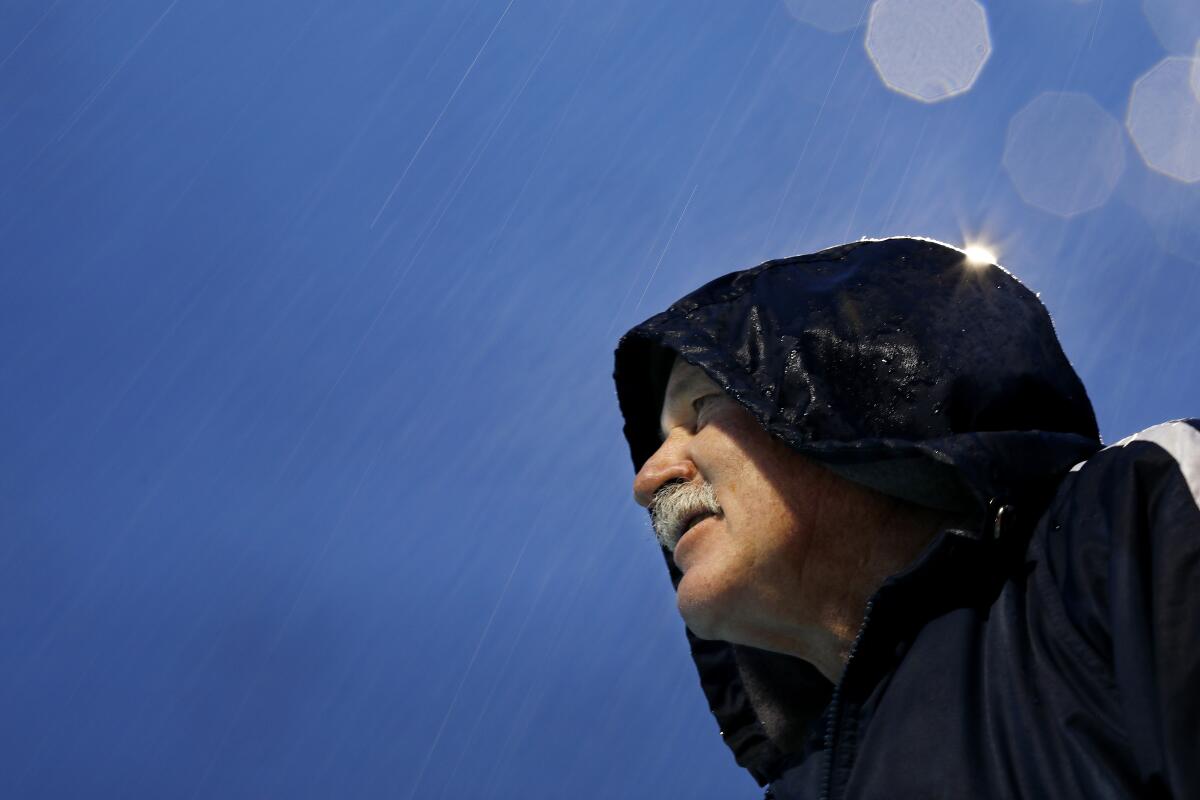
613,237,1200,798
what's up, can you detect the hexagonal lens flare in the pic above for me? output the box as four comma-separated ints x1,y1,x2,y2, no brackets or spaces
783,0,872,33
1127,56,1200,183
865,0,991,103
1141,0,1200,55
1125,168,1200,265
1191,42,1200,103
1003,92,1126,217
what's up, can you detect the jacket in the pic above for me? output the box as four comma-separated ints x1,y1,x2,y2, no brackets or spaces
612,237,1200,798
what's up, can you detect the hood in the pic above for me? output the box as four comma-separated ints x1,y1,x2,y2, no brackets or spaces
612,237,1102,783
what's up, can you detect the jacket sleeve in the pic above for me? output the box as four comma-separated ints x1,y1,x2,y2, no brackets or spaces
1057,420,1200,797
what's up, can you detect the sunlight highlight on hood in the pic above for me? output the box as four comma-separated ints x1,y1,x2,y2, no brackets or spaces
963,244,997,265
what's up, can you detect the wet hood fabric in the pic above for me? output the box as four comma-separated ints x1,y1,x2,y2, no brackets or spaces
615,237,1100,514
612,237,1104,784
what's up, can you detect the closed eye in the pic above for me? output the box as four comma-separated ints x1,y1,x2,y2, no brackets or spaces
692,393,720,427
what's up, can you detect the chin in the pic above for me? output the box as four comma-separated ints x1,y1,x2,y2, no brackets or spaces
676,572,737,642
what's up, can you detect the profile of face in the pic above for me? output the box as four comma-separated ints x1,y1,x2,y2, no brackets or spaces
633,357,844,655
633,358,943,672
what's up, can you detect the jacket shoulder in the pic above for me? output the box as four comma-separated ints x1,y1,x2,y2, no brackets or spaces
1034,418,1200,795
1069,418,1200,491
1048,418,1200,554
1037,418,1200,647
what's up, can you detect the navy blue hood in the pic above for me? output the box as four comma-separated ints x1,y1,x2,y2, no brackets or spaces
614,237,1100,517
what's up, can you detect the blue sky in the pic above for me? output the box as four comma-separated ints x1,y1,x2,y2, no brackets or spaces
2,1,1198,797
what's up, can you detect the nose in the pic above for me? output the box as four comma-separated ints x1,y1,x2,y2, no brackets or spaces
633,433,696,508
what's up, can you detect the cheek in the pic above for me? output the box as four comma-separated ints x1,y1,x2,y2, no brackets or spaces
719,475,812,597
720,470,796,544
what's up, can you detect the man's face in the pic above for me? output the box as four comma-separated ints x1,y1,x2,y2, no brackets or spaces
633,358,835,647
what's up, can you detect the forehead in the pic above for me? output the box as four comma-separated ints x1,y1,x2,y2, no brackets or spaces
664,357,718,400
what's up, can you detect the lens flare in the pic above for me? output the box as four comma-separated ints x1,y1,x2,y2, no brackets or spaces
963,245,997,265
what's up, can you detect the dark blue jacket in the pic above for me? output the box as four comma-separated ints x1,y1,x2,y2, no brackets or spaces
613,238,1200,798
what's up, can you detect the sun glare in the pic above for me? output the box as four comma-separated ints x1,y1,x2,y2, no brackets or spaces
963,244,997,265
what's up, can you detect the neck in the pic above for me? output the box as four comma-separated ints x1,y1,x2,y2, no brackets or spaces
778,492,945,682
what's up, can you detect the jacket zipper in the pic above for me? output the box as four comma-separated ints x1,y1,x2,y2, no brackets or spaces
818,598,875,800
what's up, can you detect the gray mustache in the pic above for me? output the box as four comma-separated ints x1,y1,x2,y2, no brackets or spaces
648,480,722,551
